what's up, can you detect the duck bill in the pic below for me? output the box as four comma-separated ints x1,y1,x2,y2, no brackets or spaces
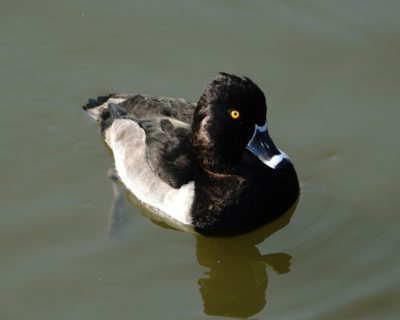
246,123,289,169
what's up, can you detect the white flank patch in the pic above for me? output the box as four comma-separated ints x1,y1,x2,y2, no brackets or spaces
105,119,195,225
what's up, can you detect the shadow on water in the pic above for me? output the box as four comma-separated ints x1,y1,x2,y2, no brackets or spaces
196,205,296,318
107,169,297,318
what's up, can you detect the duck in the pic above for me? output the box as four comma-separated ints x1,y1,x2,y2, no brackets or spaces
83,73,299,236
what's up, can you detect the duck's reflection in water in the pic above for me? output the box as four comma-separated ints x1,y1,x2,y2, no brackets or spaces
107,171,296,318
196,206,295,318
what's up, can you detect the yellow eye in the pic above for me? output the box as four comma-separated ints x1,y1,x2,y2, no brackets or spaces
230,110,240,120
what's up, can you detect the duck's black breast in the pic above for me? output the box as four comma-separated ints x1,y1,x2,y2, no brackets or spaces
191,151,299,236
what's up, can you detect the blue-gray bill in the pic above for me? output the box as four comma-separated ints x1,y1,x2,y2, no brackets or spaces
246,124,289,169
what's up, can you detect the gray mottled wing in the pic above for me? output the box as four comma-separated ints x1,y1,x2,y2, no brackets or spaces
84,93,197,188
139,117,197,189
119,95,195,125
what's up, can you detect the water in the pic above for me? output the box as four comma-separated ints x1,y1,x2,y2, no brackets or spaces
1,0,399,319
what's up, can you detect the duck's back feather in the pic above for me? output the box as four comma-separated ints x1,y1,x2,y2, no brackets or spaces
83,94,195,124
120,95,195,124
83,94,198,189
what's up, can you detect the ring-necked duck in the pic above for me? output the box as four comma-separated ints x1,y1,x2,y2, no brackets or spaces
83,73,299,236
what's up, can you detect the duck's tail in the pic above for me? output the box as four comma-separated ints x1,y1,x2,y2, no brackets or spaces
82,94,115,122
83,94,133,133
